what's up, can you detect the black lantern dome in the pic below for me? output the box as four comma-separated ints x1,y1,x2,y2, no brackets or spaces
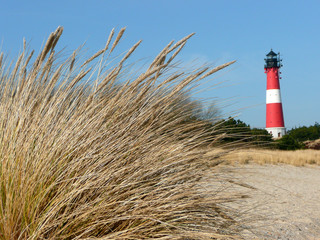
264,49,282,68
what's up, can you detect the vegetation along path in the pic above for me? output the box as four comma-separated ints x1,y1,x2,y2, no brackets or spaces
207,164,320,239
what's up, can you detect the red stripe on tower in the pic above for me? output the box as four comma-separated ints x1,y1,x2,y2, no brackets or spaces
264,50,286,138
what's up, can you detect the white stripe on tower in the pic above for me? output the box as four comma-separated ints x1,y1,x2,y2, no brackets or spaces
266,89,282,104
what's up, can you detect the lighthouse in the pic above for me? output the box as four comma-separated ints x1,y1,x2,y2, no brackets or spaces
264,50,286,138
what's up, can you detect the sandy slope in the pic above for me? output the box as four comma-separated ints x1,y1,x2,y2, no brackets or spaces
208,164,320,239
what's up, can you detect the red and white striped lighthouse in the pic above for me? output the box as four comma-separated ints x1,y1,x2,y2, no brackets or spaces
264,50,286,138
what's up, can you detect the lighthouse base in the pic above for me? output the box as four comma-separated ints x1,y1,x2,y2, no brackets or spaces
266,127,286,139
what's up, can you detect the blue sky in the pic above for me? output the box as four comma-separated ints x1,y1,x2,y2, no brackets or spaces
0,0,319,129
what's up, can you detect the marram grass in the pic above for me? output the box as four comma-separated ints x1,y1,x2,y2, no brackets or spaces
0,27,238,239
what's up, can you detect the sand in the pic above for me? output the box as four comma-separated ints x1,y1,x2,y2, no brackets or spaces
208,164,320,239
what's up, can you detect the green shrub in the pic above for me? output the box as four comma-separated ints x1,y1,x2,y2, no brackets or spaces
288,123,320,142
276,135,305,150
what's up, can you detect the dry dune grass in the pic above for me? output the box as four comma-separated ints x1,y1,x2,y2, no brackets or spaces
0,26,242,239
221,149,320,166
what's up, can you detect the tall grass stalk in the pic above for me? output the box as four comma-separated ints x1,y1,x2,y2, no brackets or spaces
0,26,237,239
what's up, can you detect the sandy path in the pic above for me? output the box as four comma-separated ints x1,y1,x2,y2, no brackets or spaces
208,164,320,239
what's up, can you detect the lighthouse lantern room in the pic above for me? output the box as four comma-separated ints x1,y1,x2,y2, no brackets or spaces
264,50,286,138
